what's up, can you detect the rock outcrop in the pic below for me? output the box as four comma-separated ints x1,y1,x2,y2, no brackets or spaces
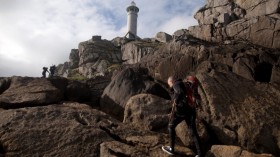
2,0,280,156
189,0,280,49
101,141,194,157
78,36,122,78
206,145,275,157
0,103,115,156
197,71,280,155
0,103,176,157
123,94,171,132
55,62,69,78
155,32,172,43
100,67,170,120
121,40,163,64
69,49,79,69
0,78,11,95
0,77,67,109
55,36,122,79
139,39,279,83
136,29,280,156
65,80,91,102
85,75,112,105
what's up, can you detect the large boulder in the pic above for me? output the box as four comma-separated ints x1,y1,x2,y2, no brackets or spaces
85,75,112,105
101,139,195,157
196,71,280,156
173,29,190,39
65,80,91,102
121,41,163,64
232,56,256,80
206,145,275,157
234,0,280,18
0,102,195,157
123,94,171,132
271,65,280,85
0,78,11,95
100,67,170,120
155,32,172,43
0,77,67,109
69,49,79,69
194,0,245,25
78,60,110,78
111,37,127,47
139,38,278,83
78,37,122,78
55,62,69,78
225,15,280,49
176,120,210,149
190,0,280,49
0,103,118,156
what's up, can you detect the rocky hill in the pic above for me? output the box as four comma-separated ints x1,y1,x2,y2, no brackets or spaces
0,0,280,156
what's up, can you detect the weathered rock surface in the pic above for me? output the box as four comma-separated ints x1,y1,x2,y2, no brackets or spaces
206,145,275,157
176,120,210,149
9,0,280,156
69,49,79,69
173,29,189,37
196,71,280,155
121,40,163,64
101,140,194,157
123,94,171,132
55,36,122,78
0,78,11,95
195,0,245,25
111,37,128,47
0,103,115,156
0,77,67,109
55,62,69,78
78,37,122,78
234,0,280,18
137,39,279,156
85,75,112,105
65,80,91,102
100,67,170,120
139,40,279,83
155,32,172,43
271,65,280,84
190,0,280,49
0,103,180,157
1,102,198,157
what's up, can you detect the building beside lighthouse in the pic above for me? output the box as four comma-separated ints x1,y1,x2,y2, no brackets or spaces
125,1,139,39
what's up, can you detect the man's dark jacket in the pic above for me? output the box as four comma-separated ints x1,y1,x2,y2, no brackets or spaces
172,79,191,116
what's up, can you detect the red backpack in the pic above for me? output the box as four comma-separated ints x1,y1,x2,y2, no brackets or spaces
184,76,200,108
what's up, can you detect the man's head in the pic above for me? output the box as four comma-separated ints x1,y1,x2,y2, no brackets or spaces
167,76,175,88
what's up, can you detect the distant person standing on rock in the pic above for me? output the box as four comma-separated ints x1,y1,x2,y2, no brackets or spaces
162,76,203,157
49,65,56,78
42,67,49,78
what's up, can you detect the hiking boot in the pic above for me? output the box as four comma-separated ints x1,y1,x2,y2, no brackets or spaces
162,146,174,155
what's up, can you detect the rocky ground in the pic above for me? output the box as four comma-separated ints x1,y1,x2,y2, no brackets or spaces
1,0,280,156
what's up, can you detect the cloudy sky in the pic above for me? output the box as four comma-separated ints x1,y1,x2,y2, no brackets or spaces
0,0,205,77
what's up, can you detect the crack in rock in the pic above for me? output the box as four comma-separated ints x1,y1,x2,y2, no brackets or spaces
99,126,135,147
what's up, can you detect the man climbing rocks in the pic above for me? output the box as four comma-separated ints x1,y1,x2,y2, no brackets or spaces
162,76,203,157
42,67,49,78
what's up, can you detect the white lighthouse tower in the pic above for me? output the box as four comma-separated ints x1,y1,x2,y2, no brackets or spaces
125,1,139,39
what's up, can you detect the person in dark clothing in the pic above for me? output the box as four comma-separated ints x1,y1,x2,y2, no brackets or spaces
49,65,56,78
42,67,49,78
162,76,203,157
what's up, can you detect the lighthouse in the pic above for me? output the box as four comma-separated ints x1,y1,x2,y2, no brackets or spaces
126,1,139,39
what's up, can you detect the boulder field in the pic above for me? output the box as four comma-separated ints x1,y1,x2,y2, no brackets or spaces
1,0,280,156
